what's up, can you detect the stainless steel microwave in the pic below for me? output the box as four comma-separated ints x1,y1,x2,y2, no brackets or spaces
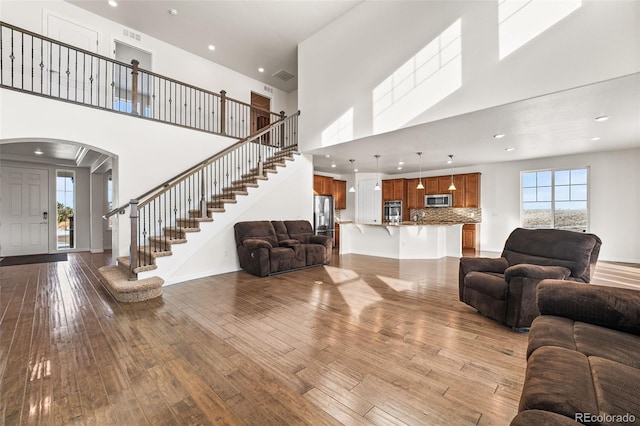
424,194,452,207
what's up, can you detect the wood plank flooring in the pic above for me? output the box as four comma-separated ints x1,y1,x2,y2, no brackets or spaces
1,252,638,425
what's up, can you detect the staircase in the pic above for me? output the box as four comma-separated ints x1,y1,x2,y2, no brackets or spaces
98,114,301,303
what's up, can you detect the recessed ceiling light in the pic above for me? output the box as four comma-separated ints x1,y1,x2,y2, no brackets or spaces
324,154,331,158
447,159,452,164
331,164,337,168
493,133,506,139
208,45,215,51
398,161,404,165
397,166,403,170
505,147,515,152
589,136,601,141
169,8,178,15
258,67,264,73
594,115,610,122
34,149,44,155
108,0,118,7
354,168,359,172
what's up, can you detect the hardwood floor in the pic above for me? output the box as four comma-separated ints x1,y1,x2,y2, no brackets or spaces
1,252,638,425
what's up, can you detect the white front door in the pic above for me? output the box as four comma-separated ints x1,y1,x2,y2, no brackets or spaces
0,167,49,256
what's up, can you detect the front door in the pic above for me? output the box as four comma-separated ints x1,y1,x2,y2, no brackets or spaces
0,167,49,256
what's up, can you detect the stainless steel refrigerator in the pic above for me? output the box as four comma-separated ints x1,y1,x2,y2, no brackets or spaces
313,195,334,240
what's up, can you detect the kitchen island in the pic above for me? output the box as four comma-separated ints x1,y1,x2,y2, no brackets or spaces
339,222,462,260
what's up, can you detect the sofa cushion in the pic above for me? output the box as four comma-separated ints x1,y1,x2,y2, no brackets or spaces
527,316,640,370
590,356,640,422
304,244,326,266
283,220,314,244
269,247,297,273
234,221,278,247
501,228,601,282
271,221,290,242
519,346,599,419
510,410,578,426
464,271,507,300
527,316,577,359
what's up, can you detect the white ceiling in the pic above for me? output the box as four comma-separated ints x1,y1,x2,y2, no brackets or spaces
66,0,363,93
310,73,640,176
0,141,111,171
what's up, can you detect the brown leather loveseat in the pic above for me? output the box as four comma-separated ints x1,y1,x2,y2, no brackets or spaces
234,220,332,277
459,227,602,328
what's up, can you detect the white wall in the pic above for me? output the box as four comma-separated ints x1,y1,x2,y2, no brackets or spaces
150,154,314,285
0,0,292,109
298,1,640,151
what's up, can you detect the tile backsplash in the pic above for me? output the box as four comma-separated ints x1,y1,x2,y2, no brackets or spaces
409,207,482,224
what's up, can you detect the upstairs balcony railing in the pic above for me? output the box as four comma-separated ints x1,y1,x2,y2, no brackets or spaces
0,21,282,138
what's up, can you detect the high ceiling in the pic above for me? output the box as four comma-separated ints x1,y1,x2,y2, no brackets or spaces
309,73,640,175
66,0,363,93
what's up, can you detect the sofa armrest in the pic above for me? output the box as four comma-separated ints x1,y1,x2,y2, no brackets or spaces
309,235,332,246
537,279,640,335
459,256,508,275
278,239,301,248
505,264,571,281
242,238,273,250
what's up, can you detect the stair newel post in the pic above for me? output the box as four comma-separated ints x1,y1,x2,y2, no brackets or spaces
130,59,139,115
199,170,207,219
220,90,227,135
279,111,286,148
129,199,139,281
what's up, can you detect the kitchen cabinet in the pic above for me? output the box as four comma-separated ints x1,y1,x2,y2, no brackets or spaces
405,178,425,209
462,224,478,251
438,176,453,194
334,179,347,209
314,174,333,195
451,175,466,207
464,173,480,208
425,177,438,195
382,179,405,201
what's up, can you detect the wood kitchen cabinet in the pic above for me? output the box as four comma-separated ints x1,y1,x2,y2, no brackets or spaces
405,178,425,209
313,174,333,196
463,173,480,207
451,175,466,207
382,179,406,201
462,224,478,251
333,179,347,210
425,177,438,195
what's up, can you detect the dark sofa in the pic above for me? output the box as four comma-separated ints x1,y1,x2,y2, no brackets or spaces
459,228,602,328
512,279,640,425
234,220,332,277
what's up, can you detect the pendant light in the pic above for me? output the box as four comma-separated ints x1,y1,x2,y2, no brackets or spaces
448,154,457,191
374,154,381,191
348,159,356,193
416,152,424,190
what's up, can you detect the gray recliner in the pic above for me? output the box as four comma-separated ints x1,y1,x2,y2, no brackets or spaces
458,227,602,328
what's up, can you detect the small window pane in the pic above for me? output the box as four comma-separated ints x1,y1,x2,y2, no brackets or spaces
571,184,587,200
523,187,537,202
555,170,570,185
537,186,552,201
537,171,552,186
571,169,588,184
522,172,537,187
555,185,570,201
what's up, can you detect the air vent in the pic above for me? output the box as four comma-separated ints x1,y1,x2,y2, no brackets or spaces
272,69,295,82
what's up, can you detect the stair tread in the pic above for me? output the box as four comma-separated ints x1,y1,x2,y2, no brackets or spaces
98,265,163,303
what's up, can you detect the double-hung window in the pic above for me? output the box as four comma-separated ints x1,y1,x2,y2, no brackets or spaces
521,167,589,231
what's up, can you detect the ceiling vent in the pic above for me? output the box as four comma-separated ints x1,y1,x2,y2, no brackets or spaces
272,69,295,82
